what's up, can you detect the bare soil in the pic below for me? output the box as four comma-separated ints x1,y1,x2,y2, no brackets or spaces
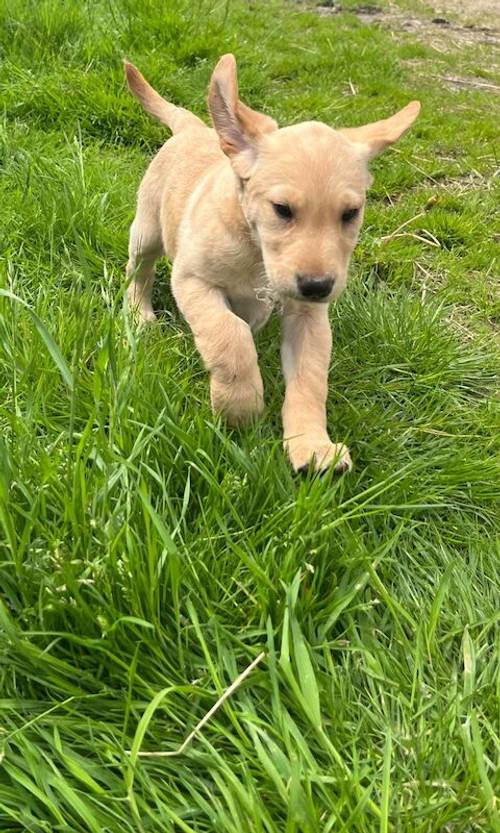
314,1,500,115
316,0,499,47
433,0,498,28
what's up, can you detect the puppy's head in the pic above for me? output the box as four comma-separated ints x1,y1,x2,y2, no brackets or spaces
208,55,420,303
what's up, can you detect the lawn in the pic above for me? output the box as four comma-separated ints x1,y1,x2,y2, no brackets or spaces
0,0,499,830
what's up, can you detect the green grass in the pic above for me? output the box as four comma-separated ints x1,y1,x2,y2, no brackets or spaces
0,0,499,830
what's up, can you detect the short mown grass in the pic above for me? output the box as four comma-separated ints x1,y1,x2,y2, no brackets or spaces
0,0,499,831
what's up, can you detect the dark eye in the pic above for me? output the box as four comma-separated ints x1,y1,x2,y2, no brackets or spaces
273,202,294,221
342,207,360,224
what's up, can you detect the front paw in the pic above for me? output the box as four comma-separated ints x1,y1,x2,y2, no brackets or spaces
210,374,264,427
286,436,352,475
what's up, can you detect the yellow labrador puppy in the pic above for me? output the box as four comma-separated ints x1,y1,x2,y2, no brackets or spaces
125,55,420,474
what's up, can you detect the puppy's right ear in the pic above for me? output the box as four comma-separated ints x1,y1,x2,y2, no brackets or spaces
208,54,277,163
340,101,421,160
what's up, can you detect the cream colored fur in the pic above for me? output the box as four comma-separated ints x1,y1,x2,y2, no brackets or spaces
125,55,420,474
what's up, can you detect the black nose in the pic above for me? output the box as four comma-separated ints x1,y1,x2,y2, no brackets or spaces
296,274,334,300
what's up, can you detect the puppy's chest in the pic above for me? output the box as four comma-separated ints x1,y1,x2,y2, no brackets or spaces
210,246,272,330
205,237,266,294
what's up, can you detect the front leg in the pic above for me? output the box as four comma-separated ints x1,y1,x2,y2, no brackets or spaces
172,269,264,426
281,300,351,475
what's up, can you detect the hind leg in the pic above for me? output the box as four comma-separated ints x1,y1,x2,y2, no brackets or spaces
126,207,163,323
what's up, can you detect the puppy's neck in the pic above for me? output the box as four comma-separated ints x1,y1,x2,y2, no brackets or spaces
216,163,261,254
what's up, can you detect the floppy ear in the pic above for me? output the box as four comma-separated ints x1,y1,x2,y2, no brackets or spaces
340,100,421,160
208,54,277,161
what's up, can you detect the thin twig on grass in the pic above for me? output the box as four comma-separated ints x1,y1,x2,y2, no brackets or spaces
127,651,265,758
379,211,426,244
437,75,500,92
383,231,441,248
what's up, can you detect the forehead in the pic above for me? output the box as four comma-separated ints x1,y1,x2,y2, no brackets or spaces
255,122,368,201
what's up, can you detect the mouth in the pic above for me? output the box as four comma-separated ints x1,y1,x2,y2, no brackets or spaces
288,283,335,304
295,292,331,304
260,284,333,306
261,267,342,306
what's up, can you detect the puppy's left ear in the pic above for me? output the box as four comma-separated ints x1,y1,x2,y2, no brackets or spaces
340,100,421,159
208,54,277,164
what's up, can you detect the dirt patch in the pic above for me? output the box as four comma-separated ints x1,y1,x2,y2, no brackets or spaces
432,0,499,29
316,1,499,48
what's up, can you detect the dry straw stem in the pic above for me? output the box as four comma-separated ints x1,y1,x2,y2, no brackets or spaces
127,651,266,759
379,196,440,246
437,75,500,92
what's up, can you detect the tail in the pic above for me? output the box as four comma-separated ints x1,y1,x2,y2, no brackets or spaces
124,61,203,134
